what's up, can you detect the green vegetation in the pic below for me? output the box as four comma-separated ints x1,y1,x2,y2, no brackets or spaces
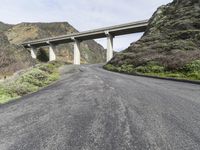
104,60,200,81
107,0,200,81
0,61,62,104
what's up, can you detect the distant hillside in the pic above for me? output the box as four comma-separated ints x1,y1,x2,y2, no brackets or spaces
105,0,200,80
0,21,106,76
0,22,12,32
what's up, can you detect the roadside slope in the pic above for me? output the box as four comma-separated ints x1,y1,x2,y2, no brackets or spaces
105,0,200,80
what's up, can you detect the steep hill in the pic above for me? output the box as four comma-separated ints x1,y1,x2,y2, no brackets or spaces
105,0,200,80
0,22,106,76
0,30,34,76
5,22,105,63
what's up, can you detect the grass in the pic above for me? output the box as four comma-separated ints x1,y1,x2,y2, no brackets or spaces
104,60,200,81
0,61,62,104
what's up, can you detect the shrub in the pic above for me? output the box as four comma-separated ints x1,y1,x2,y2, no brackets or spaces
135,66,149,73
187,71,200,80
0,61,61,104
182,60,200,72
8,82,39,96
135,62,165,73
104,64,118,71
121,64,134,73
0,86,13,104
18,69,49,87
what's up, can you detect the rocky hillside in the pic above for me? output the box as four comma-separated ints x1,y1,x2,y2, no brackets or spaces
0,22,12,32
5,22,106,63
0,22,106,76
0,27,34,76
106,0,200,80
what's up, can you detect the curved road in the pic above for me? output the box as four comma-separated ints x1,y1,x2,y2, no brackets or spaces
0,65,200,150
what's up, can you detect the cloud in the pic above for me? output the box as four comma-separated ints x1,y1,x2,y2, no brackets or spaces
0,0,172,51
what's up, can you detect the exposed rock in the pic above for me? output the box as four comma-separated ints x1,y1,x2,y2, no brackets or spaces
0,34,34,75
0,22,106,76
5,22,106,64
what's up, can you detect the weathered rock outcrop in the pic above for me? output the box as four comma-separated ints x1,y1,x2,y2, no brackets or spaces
108,0,200,71
0,33,34,75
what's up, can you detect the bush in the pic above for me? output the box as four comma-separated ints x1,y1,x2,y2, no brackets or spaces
105,60,200,81
0,61,61,104
120,64,134,73
186,71,200,80
135,66,150,73
8,82,39,96
104,64,118,71
135,62,165,73
18,69,49,87
182,60,200,72
0,86,13,104
104,64,135,73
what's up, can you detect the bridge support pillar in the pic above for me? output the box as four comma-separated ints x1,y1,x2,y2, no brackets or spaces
30,47,37,59
73,39,81,65
49,44,56,61
106,32,113,62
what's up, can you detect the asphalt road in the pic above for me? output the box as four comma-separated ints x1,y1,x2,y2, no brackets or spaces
0,64,200,150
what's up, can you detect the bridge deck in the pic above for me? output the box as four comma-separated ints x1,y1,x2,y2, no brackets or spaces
22,20,149,48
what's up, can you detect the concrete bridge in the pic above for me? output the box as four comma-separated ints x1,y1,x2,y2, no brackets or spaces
22,20,149,64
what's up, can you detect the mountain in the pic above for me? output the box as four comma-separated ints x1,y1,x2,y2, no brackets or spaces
0,22,106,76
105,0,200,80
5,22,106,63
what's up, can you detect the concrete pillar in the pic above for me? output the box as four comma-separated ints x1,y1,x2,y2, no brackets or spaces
30,47,37,59
73,39,81,65
106,32,114,62
49,44,56,61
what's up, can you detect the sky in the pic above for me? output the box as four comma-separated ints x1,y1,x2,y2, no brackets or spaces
0,0,172,51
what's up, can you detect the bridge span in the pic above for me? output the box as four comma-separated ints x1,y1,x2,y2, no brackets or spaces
22,20,149,64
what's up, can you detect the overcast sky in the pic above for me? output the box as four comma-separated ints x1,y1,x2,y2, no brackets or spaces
0,0,172,51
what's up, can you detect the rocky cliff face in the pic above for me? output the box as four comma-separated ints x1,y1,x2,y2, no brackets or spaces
0,33,34,76
108,0,200,72
0,22,106,76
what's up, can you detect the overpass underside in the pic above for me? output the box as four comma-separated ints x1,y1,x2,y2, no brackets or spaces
22,20,148,64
